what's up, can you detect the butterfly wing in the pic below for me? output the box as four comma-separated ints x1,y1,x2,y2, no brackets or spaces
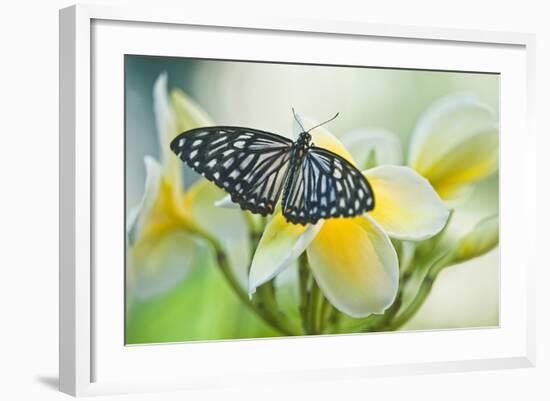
170,127,293,215
282,146,375,225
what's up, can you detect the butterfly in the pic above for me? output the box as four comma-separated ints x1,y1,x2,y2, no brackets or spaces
170,111,375,225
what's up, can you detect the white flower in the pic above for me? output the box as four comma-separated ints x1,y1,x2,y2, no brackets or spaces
408,94,499,203
127,73,250,301
245,116,449,318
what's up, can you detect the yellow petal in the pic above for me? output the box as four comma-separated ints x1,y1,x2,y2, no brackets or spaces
127,158,197,300
364,166,449,240
183,179,251,289
424,129,498,200
171,88,213,131
365,166,449,240
307,217,399,317
408,94,498,201
128,156,194,245
249,212,323,295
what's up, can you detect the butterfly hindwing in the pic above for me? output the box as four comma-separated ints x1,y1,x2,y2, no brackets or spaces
282,147,375,225
170,127,293,215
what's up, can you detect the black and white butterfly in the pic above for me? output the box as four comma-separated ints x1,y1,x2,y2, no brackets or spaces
170,112,375,225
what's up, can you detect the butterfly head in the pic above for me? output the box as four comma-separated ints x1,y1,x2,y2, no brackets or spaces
297,131,312,146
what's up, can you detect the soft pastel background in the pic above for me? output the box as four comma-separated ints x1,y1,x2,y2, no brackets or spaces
125,55,499,344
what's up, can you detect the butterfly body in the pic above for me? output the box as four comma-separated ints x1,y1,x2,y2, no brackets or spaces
282,131,314,223
170,119,375,225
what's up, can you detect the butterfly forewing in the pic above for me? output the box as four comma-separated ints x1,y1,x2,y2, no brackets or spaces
170,127,293,215
282,147,375,225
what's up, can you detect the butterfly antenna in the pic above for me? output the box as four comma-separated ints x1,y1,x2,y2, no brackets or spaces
307,112,340,133
292,107,307,132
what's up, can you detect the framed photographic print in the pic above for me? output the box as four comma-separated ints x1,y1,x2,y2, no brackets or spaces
59,4,536,397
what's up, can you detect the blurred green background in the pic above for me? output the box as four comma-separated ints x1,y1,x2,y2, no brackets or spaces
125,55,499,344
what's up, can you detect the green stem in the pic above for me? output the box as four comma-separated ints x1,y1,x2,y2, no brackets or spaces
319,296,331,333
255,281,300,335
323,305,341,333
187,222,297,336
308,280,321,334
386,251,454,331
298,253,326,335
298,253,311,334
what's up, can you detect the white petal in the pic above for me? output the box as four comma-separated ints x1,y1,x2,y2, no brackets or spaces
307,217,399,317
456,214,499,261
127,156,162,246
214,194,240,209
408,94,498,201
420,128,498,202
153,73,178,177
340,128,403,168
365,165,449,241
184,180,251,289
131,228,196,300
409,94,493,167
249,212,323,295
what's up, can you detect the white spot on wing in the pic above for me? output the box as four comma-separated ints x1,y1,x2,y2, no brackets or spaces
211,136,226,146
240,154,254,169
223,158,234,168
320,175,327,192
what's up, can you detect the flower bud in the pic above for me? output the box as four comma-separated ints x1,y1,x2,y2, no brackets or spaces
455,215,499,262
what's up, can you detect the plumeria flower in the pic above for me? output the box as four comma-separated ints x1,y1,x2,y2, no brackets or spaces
408,94,499,203
127,73,250,301
238,115,449,318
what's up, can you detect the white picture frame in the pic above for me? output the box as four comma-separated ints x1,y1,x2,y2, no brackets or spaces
59,3,536,397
